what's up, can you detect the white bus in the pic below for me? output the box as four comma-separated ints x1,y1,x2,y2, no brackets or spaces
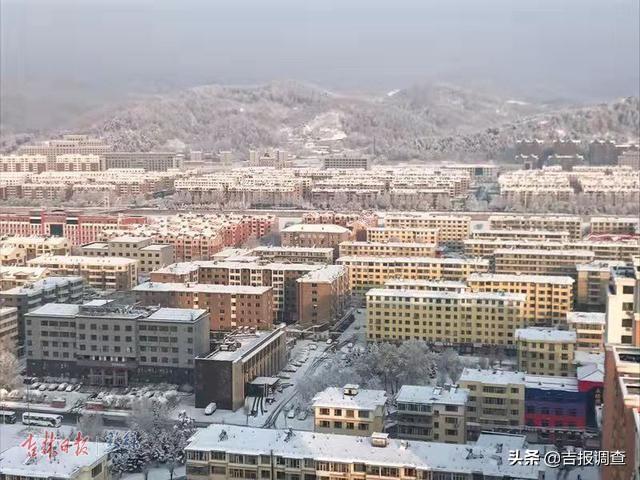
22,412,63,428
0,410,17,424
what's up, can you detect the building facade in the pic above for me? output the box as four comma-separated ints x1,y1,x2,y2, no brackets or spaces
312,384,386,436
395,384,469,444
25,302,210,386
194,325,287,410
366,288,526,348
515,327,576,377
27,255,138,290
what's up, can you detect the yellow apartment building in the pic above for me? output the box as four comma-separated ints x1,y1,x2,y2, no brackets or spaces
466,273,574,327
493,248,595,277
567,311,605,352
366,288,526,347
515,327,577,377
488,214,582,240
312,384,386,436
383,213,471,245
338,241,437,258
366,227,439,245
336,256,490,293
458,368,526,433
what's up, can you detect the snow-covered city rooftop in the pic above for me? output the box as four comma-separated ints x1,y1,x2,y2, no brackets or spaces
312,386,387,410
184,425,543,479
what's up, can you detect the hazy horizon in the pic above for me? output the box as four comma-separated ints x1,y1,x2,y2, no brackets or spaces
1,0,639,132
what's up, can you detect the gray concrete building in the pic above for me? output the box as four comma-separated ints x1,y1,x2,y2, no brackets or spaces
25,300,209,386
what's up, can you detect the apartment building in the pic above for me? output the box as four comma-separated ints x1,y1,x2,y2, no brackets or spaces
457,369,526,436
0,154,48,173
183,424,545,480
0,266,50,289
17,134,112,170
493,248,595,277
523,375,587,433
466,273,574,327
488,214,582,240
395,384,469,444
54,153,101,171
323,156,370,169
297,265,349,329
81,235,173,273
338,241,437,258
383,278,467,293
281,224,351,255
133,282,273,331
366,288,526,348
464,238,639,262
27,255,138,290
250,246,334,264
383,213,471,246
0,211,148,245
591,216,639,235
366,227,439,245
0,441,111,480
102,151,182,171
0,307,19,351
249,149,289,168
471,228,570,243
0,246,25,266
602,345,640,480
605,265,637,346
337,256,489,293
576,261,626,310
194,325,287,410
112,213,276,262
25,301,210,385
567,311,605,352
313,384,387,436
162,260,324,323
618,149,640,170
0,275,84,346
515,327,577,377
0,236,71,261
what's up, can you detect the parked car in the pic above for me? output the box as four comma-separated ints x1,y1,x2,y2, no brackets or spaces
309,344,318,351
65,385,75,392
204,402,217,415
47,384,58,391
297,410,308,421
287,408,297,419
31,382,41,390
57,383,68,391
326,339,333,345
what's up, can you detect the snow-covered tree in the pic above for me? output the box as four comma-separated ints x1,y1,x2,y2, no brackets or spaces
77,413,104,440
0,338,22,390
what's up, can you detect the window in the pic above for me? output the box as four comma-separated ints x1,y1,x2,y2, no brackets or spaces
91,463,103,477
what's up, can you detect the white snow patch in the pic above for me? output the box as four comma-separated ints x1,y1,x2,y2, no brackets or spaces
302,111,347,141
387,89,401,97
506,99,530,106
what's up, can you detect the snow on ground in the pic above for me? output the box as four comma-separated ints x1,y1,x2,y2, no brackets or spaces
0,422,77,452
506,99,530,106
301,111,347,141
387,89,400,97
122,465,186,480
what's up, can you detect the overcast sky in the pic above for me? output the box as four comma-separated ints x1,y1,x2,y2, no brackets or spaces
1,0,638,122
